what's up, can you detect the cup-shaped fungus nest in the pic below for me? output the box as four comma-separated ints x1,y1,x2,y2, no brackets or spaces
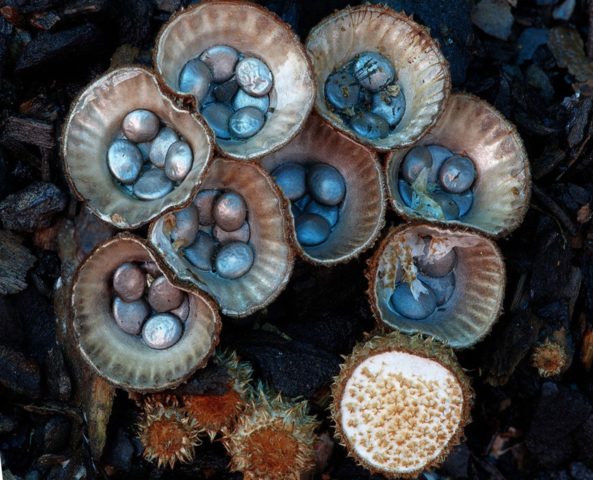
305,4,450,151
385,93,531,237
62,67,213,229
72,234,221,392
331,332,473,479
367,223,505,348
259,114,386,266
154,0,315,160
149,157,294,317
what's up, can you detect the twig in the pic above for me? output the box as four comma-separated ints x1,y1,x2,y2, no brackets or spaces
532,184,578,237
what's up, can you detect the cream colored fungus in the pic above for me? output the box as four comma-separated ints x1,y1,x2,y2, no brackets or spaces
340,351,464,474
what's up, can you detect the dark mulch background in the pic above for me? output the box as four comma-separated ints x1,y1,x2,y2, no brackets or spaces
1,0,593,478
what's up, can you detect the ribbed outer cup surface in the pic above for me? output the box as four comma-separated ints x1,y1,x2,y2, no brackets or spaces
72,235,221,392
154,0,315,160
149,157,294,317
386,93,531,237
367,224,505,348
62,67,214,229
306,4,450,151
259,114,386,265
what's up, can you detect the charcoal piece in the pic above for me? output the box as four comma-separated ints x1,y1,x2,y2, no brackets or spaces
32,251,61,297
0,428,29,470
155,0,182,12
10,287,56,363
369,0,472,85
61,0,108,18
45,453,88,479
174,363,231,396
0,414,17,434
1,116,55,149
329,455,382,480
526,64,555,100
0,231,36,295
15,23,103,72
532,149,565,179
268,261,370,330
551,183,591,213
107,0,153,47
517,28,550,64
583,246,593,328
536,301,570,328
0,17,12,76
494,73,513,118
103,429,134,471
471,0,513,41
575,415,593,463
0,182,66,232
173,442,240,477
0,345,41,398
278,310,366,354
0,146,6,200
533,185,578,235
30,11,61,30
468,455,509,479
529,217,573,304
1,140,39,188
44,348,71,402
553,0,576,20
567,97,593,148
41,416,71,454
483,311,542,386
440,443,471,477
73,207,114,261
2,0,63,14
0,297,23,350
526,383,592,469
228,330,340,399
570,462,593,480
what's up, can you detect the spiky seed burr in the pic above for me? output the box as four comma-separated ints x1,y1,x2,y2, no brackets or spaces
531,338,569,378
137,395,202,469
182,350,253,440
222,386,319,480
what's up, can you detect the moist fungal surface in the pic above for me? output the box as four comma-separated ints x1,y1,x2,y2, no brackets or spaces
340,351,464,474
271,161,346,247
324,51,405,140
111,261,189,349
398,145,477,221
179,45,273,142
176,188,255,279
107,109,194,200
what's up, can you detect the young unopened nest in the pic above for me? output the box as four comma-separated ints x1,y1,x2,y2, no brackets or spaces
222,386,319,480
137,395,202,468
181,350,253,439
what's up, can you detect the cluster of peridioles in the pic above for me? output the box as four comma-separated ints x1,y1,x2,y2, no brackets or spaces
61,0,533,478
133,351,319,479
